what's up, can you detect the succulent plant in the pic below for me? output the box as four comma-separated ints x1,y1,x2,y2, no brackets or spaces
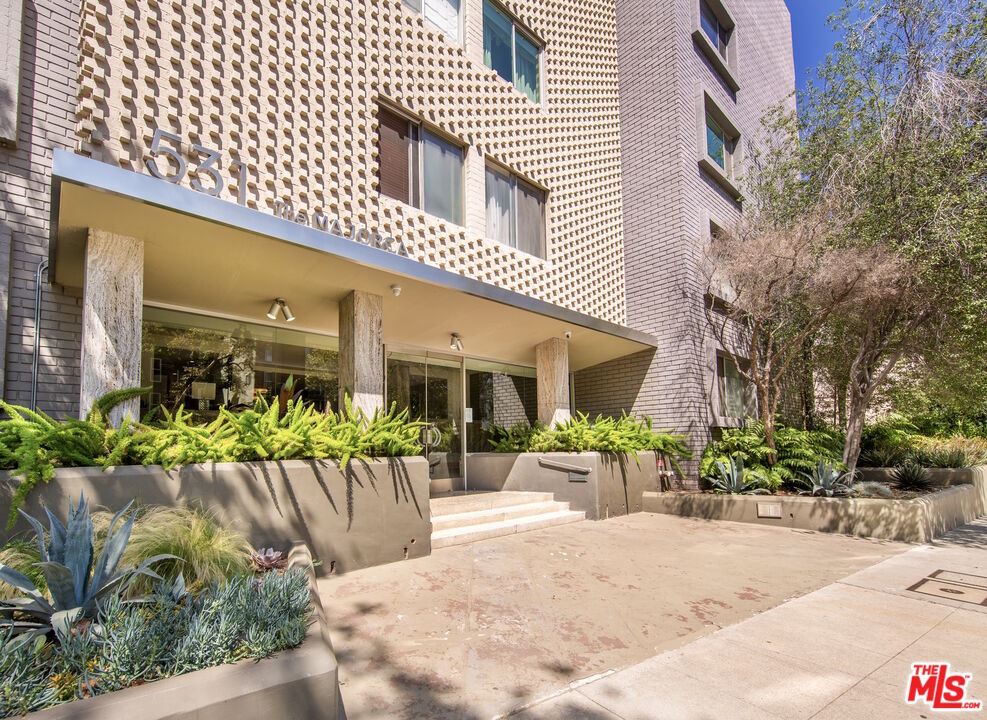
891,462,933,491
0,493,175,643
250,547,287,572
797,459,855,497
707,454,771,495
850,481,894,498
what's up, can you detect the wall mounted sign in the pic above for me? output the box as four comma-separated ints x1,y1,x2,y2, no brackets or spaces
142,126,409,257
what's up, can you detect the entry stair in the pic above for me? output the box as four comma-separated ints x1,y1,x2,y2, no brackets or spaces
430,491,584,549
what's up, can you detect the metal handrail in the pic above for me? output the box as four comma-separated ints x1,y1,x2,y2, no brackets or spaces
537,457,592,475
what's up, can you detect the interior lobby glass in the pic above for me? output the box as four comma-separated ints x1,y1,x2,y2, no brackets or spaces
386,352,463,482
140,306,339,421
465,359,537,452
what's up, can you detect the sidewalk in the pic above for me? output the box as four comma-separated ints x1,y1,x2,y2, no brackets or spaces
513,519,987,719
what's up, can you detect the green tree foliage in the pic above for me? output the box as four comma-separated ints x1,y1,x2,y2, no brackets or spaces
798,0,987,471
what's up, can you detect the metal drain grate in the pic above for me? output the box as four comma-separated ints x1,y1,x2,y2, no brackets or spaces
908,570,987,606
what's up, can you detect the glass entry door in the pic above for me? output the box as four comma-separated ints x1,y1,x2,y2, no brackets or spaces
386,351,463,491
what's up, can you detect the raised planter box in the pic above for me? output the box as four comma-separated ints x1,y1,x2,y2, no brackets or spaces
642,468,987,543
23,543,339,720
465,451,663,520
0,457,430,575
857,466,983,487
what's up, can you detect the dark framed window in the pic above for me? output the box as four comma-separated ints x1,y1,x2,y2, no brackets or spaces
485,164,546,258
700,0,730,57
483,0,542,103
716,354,756,418
705,113,728,170
377,106,464,226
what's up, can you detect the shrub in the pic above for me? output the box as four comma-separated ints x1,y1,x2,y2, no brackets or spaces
891,463,933,491
0,569,310,718
488,414,692,474
101,506,251,595
0,389,424,528
851,481,894,498
0,494,173,642
700,422,844,490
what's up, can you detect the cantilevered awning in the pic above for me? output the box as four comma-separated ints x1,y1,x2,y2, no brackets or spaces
49,150,657,371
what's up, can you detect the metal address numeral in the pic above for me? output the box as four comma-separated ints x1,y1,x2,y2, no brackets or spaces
144,128,186,182
145,125,250,206
190,144,224,196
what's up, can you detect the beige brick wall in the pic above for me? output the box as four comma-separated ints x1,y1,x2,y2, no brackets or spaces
75,0,628,324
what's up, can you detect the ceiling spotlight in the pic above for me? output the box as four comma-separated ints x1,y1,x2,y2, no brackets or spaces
391,284,402,297
267,298,294,322
449,333,463,352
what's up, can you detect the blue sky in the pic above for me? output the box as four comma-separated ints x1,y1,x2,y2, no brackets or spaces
784,0,845,92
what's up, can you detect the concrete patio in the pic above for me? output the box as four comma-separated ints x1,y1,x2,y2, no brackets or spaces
318,512,908,719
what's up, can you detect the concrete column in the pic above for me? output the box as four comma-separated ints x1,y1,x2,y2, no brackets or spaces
80,229,144,425
536,337,570,427
338,290,383,418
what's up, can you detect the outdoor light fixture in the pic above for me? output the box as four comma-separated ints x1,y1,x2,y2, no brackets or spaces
266,298,295,322
450,333,464,352
391,284,402,297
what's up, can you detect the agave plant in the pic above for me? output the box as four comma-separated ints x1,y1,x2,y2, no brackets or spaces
797,459,855,497
707,454,770,495
0,494,173,642
250,547,287,572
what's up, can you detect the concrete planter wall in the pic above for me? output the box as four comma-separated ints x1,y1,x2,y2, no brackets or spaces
24,543,339,720
643,468,987,543
0,457,430,575
465,451,662,520
857,466,982,487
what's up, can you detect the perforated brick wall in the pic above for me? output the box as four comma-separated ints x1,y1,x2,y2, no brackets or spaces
75,0,628,324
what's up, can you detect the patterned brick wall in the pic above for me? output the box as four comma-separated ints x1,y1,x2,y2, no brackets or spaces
74,0,628,324
0,0,83,416
576,0,795,485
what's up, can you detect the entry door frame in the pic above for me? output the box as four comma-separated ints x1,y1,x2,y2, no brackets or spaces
384,344,468,492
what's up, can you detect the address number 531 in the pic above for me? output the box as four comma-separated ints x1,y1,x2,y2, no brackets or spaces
144,128,248,206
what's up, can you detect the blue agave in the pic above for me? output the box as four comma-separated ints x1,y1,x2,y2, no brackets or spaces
0,493,174,643
708,454,770,495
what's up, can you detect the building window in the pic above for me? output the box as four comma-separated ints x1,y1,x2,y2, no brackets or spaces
716,354,756,419
705,113,729,171
403,0,461,42
700,0,730,58
140,306,340,421
697,88,742,199
485,164,546,257
692,0,738,92
377,105,464,226
483,0,542,103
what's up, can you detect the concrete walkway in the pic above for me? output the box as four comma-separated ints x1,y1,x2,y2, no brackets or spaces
319,513,907,719
516,518,987,719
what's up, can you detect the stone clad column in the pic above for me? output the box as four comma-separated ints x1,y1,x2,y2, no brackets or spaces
536,337,571,427
338,290,384,418
80,229,144,425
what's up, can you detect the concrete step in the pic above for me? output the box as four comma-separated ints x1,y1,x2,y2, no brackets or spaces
431,509,586,549
431,500,572,532
429,491,555,517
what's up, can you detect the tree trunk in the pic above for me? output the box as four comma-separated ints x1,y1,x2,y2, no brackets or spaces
836,381,847,428
843,392,868,475
760,386,777,463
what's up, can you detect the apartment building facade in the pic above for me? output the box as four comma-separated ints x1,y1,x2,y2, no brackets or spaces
0,0,793,486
